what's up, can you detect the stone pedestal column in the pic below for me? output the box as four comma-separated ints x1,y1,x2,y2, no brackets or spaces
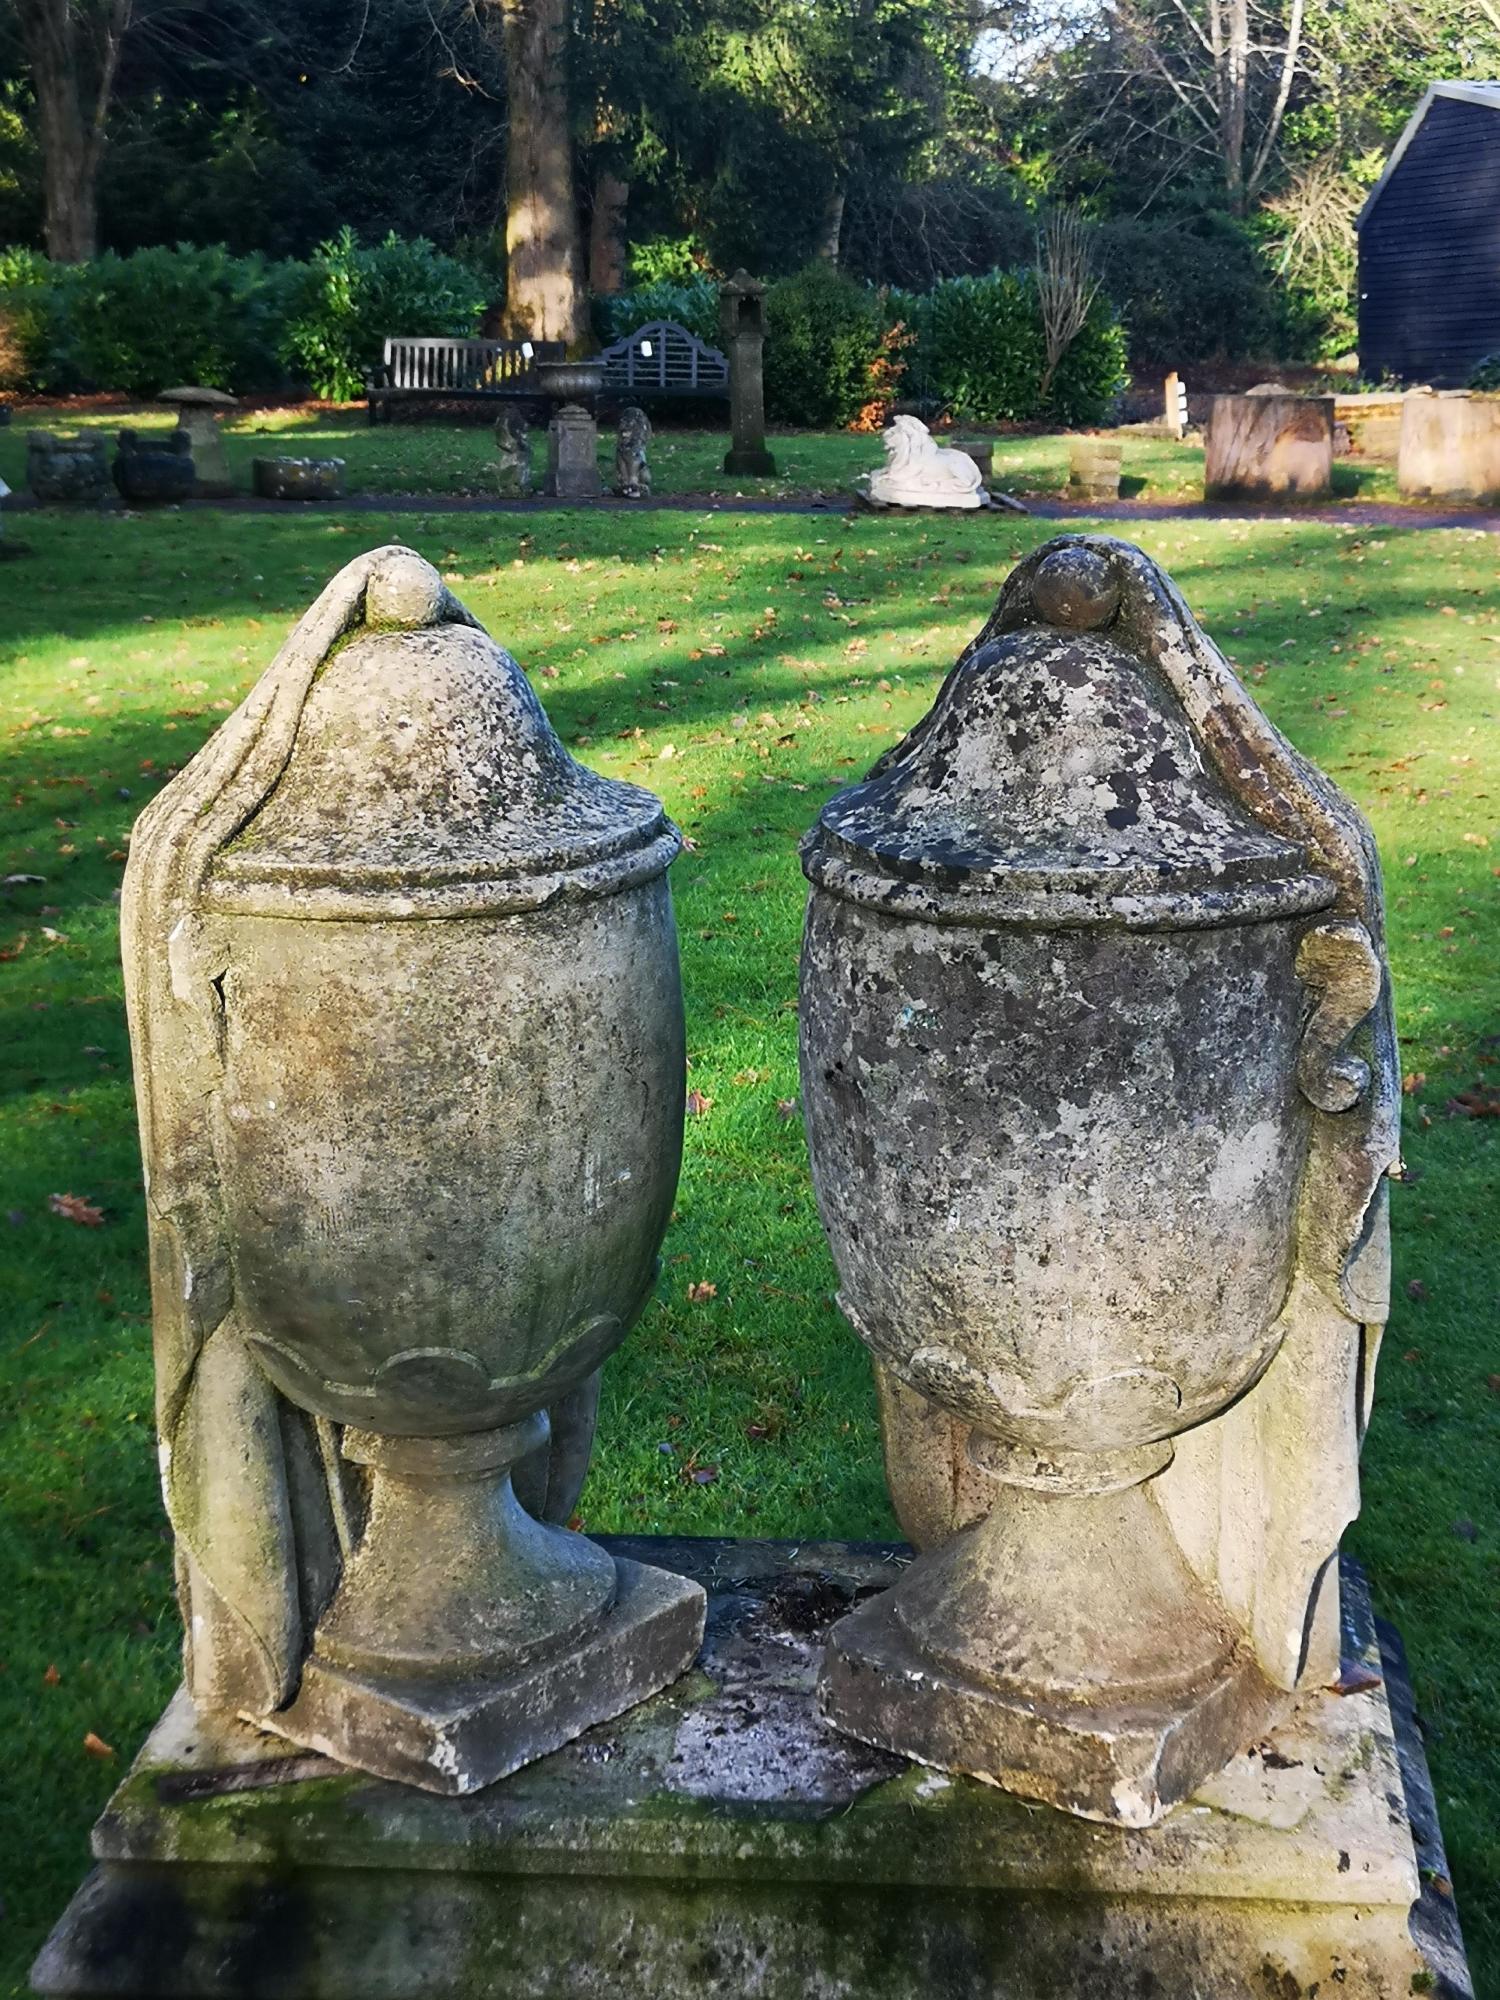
546,403,602,498
721,269,776,477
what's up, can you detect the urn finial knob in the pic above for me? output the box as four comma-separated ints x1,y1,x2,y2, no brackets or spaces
1031,544,1120,629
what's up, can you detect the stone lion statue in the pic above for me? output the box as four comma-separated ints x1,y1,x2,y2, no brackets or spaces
867,415,988,510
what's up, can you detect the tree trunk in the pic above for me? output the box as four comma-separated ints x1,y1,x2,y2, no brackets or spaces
587,170,629,295
815,184,846,266
496,0,585,345
15,0,114,261
1218,0,1249,213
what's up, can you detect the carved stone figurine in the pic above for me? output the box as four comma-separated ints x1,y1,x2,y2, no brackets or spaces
865,414,989,509
494,407,532,497
614,405,651,498
122,545,705,1794
800,534,1397,1826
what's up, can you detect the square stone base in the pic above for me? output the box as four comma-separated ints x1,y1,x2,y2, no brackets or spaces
32,1544,1469,2000
820,1584,1289,1826
257,1556,707,1795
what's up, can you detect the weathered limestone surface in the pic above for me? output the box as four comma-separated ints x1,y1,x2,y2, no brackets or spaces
252,456,346,500
545,404,602,499
159,386,237,497
1068,434,1123,501
1397,390,1500,501
494,408,533,497
800,535,1397,1825
613,406,651,498
721,270,776,477
117,546,703,1796
1205,392,1334,500
31,1544,1466,2000
864,416,988,509
27,430,112,505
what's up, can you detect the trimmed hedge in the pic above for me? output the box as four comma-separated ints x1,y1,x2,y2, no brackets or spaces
0,234,488,398
1,238,1128,425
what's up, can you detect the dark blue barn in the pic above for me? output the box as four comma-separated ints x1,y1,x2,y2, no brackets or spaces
1357,82,1500,385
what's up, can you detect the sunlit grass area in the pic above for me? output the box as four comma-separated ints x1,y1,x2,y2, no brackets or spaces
0,405,1407,504
1,504,1495,1994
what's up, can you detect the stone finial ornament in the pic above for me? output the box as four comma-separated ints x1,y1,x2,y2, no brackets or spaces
865,415,990,509
122,545,705,1794
799,534,1397,1826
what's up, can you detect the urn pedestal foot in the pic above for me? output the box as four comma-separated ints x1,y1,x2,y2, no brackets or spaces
818,1440,1287,1826
253,1419,707,1794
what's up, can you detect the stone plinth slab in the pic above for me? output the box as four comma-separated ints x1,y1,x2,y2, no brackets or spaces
33,1542,1467,2000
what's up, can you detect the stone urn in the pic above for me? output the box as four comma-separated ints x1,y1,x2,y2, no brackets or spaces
121,546,705,1792
536,358,605,405
800,535,1396,1825
113,426,196,505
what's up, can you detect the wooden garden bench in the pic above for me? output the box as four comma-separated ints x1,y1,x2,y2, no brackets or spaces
599,321,729,399
365,337,565,423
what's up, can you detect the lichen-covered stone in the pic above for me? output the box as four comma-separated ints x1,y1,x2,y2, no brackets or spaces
799,534,1398,1824
118,545,703,1795
31,1544,1463,2000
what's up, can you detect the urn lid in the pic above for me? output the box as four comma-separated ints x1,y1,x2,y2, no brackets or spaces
803,543,1337,931
206,553,678,920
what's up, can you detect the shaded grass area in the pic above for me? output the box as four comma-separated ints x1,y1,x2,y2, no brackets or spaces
0,406,1403,504
1,504,1496,1995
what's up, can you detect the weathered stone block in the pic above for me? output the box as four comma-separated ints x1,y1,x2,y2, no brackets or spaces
1205,393,1334,500
1397,390,1500,502
252,456,346,500
31,1543,1466,2000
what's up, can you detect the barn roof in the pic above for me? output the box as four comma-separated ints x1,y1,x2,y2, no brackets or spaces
1357,82,1500,230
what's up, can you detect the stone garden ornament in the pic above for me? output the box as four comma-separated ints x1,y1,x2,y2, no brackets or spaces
122,544,705,1794
614,405,651,498
864,414,990,509
800,534,1397,1826
494,407,532,497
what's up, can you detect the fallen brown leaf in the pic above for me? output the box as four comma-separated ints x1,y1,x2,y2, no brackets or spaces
686,1280,717,1304
685,1090,713,1117
49,1192,105,1228
43,1663,60,1686
82,1732,115,1759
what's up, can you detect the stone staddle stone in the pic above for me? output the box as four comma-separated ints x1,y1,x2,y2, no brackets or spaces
32,1543,1467,2000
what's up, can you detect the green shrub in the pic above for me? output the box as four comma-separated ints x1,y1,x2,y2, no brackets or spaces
628,237,711,287
282,228,488,401
46,244,298,395
1468,352,1500,392
762,265,884,428
902,269,1126,426
592,276,720,349
0,246,53,390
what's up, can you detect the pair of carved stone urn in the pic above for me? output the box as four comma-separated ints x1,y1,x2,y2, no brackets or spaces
123,536,1395,1823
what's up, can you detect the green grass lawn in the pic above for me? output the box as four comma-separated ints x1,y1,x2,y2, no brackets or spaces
1,502,1496,1996
0,406,1407,504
